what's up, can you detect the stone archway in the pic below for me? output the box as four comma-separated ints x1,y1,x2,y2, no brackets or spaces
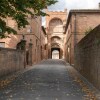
47,17,65,59
51,48,60,59
46,10,67,59
51,42,63,59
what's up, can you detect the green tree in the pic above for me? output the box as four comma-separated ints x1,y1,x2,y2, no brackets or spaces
0,0,57,38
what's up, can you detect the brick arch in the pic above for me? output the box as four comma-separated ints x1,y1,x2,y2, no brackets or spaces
46,10,67,59
48,18,64,35
51,48,60,59
49,17,63,26
51,36,61,40
51,36,63,46
51,43,60,48
51,43,63,59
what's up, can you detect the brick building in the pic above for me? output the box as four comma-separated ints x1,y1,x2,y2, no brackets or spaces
46,9,67,59
65,9,100,65
0,16,47,65
41,26,48,60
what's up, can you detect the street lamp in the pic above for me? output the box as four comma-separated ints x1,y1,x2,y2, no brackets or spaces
22,34,25,40
19,34,26,50
0,28,2,38
0,28,2,33
0,28,2,34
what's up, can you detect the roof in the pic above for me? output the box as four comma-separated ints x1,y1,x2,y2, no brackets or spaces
64,9,100,33
70,9,100,13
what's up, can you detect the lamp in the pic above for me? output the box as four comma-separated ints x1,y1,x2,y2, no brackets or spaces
30,39,32,43
0,28,2,33
22,34,25,40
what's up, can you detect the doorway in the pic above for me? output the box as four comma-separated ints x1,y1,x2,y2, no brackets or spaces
51,48,60,59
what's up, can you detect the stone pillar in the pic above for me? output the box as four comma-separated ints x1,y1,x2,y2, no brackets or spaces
48,42,52,59
28,42,33,66
48,48,51,59
21,40,26,68
16,36,27,68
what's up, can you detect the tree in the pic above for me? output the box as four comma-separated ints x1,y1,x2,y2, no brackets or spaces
0,0,57,38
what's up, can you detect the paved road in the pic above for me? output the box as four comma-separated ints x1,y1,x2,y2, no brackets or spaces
0,59,98,100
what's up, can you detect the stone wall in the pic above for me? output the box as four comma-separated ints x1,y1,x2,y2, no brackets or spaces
75,25,100,89
0,48,25,77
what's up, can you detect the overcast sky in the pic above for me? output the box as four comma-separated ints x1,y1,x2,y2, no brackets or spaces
48,0,100,10
42,0,100,25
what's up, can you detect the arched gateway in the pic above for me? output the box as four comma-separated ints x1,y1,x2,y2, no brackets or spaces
46,9,67,59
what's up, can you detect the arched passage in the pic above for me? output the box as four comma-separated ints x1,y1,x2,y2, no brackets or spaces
51,42,63,59
51,47,63,59
51,48,60,59
47,18,64,59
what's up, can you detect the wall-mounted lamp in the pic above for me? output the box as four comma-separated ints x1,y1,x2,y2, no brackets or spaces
30,39,32,43
0,28,2,33
22,34,25,40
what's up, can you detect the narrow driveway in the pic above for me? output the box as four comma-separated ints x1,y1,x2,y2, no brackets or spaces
0,59,98,100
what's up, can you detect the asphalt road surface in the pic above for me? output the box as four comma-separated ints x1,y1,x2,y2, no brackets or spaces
0,59,98,100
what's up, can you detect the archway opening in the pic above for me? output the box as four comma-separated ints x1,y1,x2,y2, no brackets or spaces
51,48,60,59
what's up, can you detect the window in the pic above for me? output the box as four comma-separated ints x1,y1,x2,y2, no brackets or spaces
0,42,5,48
27,26,32,33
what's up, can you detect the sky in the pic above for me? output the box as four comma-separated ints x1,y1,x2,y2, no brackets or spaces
48,0,100,11
42,0,100,25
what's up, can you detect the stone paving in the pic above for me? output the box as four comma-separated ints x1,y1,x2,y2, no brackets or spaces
0,59,99,100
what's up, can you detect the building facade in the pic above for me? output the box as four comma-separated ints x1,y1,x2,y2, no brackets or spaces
46,9,67,59
0,16,46,65
65,9,100,65
41,26,48,60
